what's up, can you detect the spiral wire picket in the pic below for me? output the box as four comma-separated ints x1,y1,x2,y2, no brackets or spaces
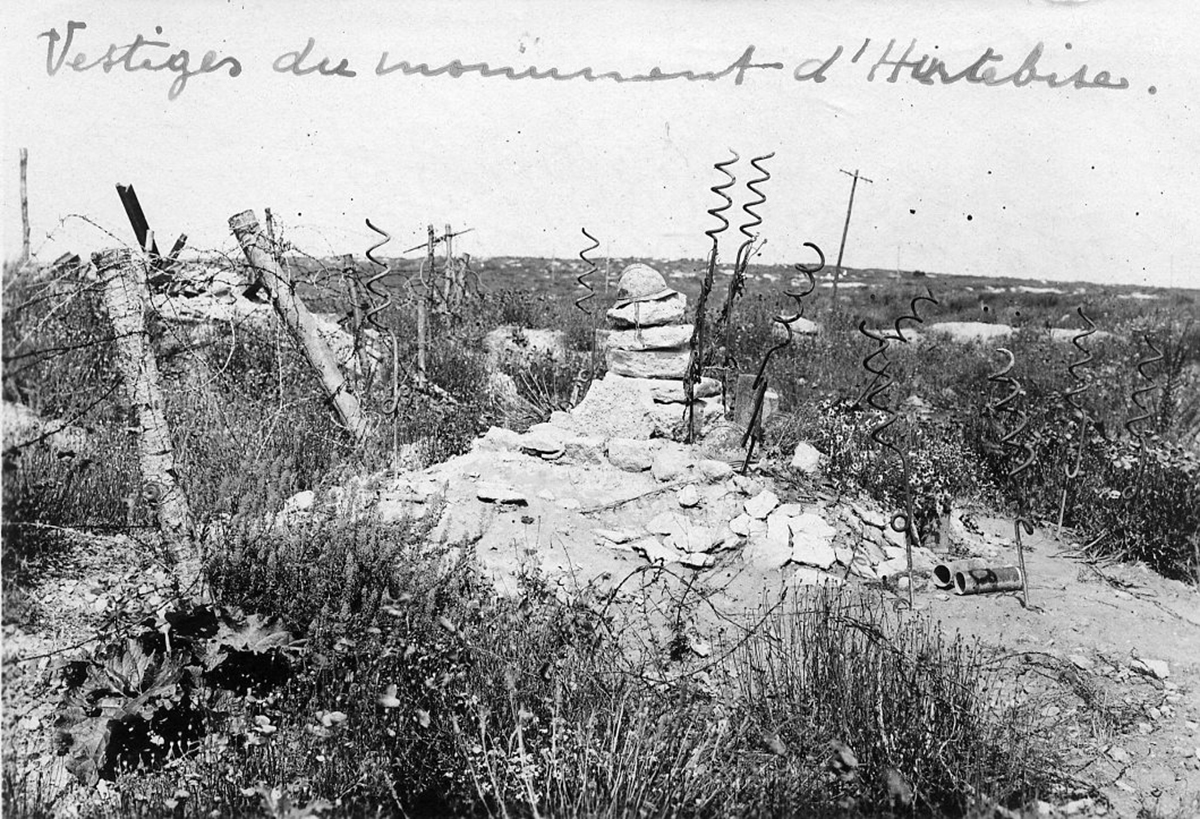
684,151,739,442
1057,306,1096,538
1121,333,1164,499
738,245,823,471
988,348,1035,606
716,152,774,373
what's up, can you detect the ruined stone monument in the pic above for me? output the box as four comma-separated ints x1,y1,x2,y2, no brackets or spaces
571,263,721,439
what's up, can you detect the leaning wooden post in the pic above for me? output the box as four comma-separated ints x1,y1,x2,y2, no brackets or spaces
229,210,369,442
95,248,198,587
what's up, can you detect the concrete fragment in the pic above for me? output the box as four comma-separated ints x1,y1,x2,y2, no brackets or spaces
634,536,685,565
571,374,657,440
677,485,701,508
651,445,693,482
484,325,567,366
283,490,315,514
607,437,655,471
648,400,714,439
562,435,606,465
790,442,823,473
728,513,752,537
744,489,780,520
742,530,793,569
1133,658,1170,680
770,317,820,338
698,459,734,482
732,475,762,496
475,426,522,452
851,501,887,529
775,502,805,518
789,513,838,569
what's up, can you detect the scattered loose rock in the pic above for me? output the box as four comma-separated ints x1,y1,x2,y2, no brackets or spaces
790,442,824,474
745,489,780,520
698,459,734,482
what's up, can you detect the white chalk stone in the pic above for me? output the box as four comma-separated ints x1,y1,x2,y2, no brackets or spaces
744,489,780,520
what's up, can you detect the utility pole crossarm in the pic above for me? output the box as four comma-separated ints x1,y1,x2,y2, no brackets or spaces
832,168,873,311
839,168,874,185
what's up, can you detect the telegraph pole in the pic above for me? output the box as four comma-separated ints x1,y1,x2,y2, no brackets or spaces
832,168,872,312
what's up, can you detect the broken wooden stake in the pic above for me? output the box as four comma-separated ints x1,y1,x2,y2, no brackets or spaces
228,209,370,443
94,248,199,591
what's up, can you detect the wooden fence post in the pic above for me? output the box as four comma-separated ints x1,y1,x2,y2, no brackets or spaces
228,210,370,442
19,149,30,265
94,248,198,588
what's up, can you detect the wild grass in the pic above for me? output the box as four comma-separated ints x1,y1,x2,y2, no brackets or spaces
25,509,1067,817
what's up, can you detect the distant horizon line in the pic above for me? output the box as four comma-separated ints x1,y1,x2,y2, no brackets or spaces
9,247,1192,293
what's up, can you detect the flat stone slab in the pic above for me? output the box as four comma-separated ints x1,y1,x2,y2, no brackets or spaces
600,324,693,351
607,348,690,380
606,292,687,328
475,484,529,505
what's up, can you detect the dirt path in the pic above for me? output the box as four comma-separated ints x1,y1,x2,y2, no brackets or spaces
921,515,1200,817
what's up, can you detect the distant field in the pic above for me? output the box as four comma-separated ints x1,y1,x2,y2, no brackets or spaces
291,253,1198,332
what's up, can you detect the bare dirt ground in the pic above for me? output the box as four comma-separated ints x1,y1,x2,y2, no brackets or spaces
925,514,1200,818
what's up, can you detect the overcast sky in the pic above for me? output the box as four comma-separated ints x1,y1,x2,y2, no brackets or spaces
1,0,1196,288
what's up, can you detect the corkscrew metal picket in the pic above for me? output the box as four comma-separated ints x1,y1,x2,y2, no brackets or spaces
364,219,403,465
891,287,938,343
575,228,599,315
1057,306,1096,538
853,291,936,610
683,150,738,442
1121,333,1164,499
716,152,774,373
738,246,822,472
576,228,601,380
988,348,1035,607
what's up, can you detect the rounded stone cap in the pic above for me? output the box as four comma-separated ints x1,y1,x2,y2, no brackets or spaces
614,264,675,308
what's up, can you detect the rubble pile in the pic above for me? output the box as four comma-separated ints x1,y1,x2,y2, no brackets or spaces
282,401,966,604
